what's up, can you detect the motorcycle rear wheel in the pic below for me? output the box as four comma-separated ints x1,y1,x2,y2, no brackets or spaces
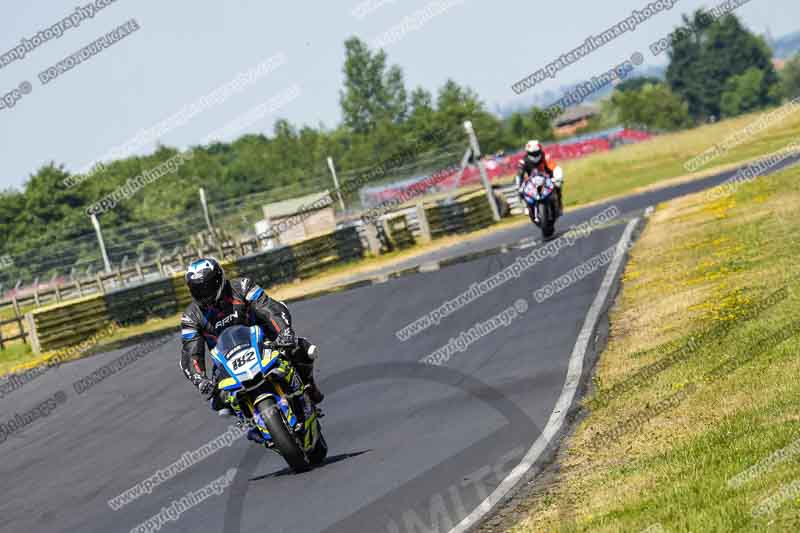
256,397,310,472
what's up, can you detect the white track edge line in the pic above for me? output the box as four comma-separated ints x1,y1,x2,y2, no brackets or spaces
449,216,641,533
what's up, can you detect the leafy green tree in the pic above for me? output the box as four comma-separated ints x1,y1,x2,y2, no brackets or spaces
666,11,713,119
383,65,408,124
720,67,768,117
616,76,663,93
780,54,800,99
407,87,434,126
502,106,554,149
525,108,555,142
340,38,383,133
0,36,563,283
506,112,527,144
706,16,780,112
667,12,779,120
434,79,505,151
339,37,407,133
435,79,480,124
610,83,691,131
0,189,27,253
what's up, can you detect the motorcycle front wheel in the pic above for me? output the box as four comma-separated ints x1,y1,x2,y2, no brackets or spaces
538,200,556,239
307,430,328,465
256,397,310,472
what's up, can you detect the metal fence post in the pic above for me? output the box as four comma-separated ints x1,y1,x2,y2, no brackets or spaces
33,277,40,307
199,187,224,259
416,201,432,244
464,120,501,222
363,223,382,256
26,312,40,355
156,253,164,278
52,274,62,303
326,156,346,212
380,218,393,243
90,214,113,274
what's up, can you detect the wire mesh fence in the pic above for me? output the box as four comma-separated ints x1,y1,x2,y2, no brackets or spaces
0,131,477,296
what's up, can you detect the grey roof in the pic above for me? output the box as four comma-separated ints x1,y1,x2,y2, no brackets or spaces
553,104,600,127
264,190,333,219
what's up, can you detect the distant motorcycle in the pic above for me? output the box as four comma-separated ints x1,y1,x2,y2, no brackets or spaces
211,325,327,472
520,171,561,239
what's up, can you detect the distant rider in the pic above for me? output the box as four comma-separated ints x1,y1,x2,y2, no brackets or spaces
179,257,323,442
515,140,564,222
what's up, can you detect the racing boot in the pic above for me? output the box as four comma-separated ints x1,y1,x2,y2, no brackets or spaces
302,372,325,405
208,367,233,415
210,396,233,417
293,338,324,404
231,413,266,444
232,410,268,445
246,428,267,444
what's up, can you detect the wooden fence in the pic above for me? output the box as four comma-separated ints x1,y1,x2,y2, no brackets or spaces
25,227,366,354
0,297,28,350
17,191,508,355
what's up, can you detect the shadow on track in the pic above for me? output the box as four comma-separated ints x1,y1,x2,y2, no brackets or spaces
223,362,577,533
248,449,372,480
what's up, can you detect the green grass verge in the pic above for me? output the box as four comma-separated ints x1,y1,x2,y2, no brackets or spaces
509,161,800,531
0,343,40,375
563,103,800,208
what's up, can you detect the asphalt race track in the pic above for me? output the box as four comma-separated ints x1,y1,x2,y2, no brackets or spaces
328,154,800,288
1,157,798,533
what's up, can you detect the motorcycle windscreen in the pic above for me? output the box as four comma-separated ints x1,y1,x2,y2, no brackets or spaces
216,326,262,382
216,325,251,356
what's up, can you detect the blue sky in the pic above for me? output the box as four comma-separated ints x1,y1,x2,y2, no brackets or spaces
0,0,796,189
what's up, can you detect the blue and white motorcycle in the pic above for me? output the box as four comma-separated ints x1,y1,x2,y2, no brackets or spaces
211,325,328,471
521,170,561,239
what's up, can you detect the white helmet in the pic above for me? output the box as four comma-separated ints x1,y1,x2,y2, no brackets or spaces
525,140,543,163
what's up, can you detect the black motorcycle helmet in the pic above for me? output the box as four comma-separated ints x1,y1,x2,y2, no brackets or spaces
185,257,225,307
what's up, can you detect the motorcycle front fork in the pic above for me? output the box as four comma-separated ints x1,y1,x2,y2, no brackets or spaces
527,202,540,224
229,395,277,447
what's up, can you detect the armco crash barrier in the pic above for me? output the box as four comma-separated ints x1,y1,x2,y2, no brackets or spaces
24,269,237,355
25,227,366,355
25,204,493,355
24,192,498,356
234,227,364,286
378,190,498,250
25,294,111,355
425,190,496,239
381,214,416,251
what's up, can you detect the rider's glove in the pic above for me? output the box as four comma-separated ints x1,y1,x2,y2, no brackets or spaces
195,377,215,399
275,327,297,348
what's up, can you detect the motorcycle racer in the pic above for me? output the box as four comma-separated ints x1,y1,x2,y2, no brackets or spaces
515,140,564,222
179,258,324,440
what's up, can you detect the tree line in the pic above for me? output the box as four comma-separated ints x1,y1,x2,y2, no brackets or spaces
1,11,797,283
594,12,799,132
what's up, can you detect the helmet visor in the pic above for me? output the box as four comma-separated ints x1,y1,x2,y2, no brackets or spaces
185,258,224,306
188,280,219,306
